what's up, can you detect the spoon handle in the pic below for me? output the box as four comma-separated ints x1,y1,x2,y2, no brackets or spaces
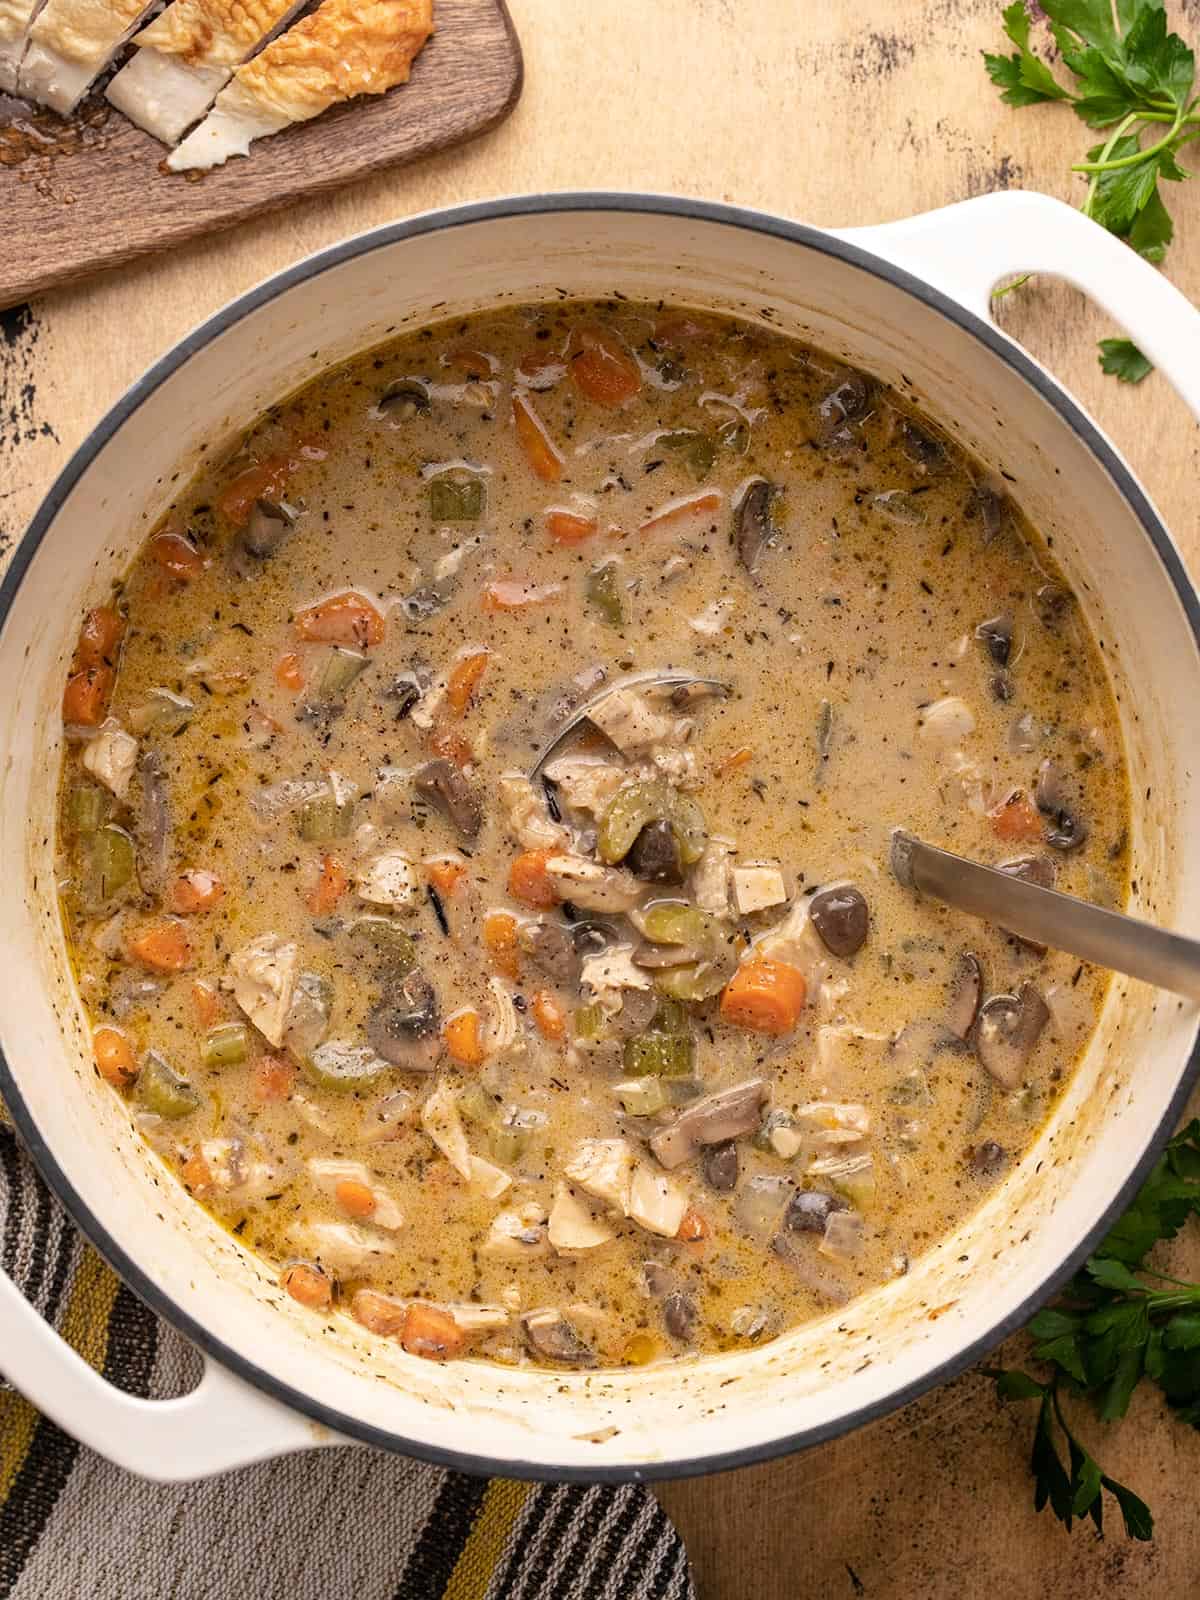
891,830,1200,1004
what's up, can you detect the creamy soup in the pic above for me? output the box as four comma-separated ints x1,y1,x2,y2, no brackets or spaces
57,301,1128,1370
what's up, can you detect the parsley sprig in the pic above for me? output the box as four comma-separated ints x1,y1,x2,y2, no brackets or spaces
984,0,1199,382
987,1118,1200,1538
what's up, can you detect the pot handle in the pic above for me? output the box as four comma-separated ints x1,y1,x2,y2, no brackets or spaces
0,1265,334,1480
833,190,1200,419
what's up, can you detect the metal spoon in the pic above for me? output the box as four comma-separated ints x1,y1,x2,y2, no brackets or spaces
528,671,730,778
891,829,1200,1003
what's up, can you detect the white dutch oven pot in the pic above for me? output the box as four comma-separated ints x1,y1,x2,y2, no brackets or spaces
2,192,1200,1483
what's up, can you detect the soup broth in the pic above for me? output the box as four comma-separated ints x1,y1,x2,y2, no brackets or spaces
57,300,1129,1370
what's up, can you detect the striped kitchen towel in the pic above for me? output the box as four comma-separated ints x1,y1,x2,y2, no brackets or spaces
0,1122,695,1600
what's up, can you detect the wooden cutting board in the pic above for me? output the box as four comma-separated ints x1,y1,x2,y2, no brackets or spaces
0,0,522,309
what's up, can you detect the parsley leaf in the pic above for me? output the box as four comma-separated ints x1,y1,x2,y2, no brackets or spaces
989,1119,1200,1538
985,0,1075,104
983,0,1200,381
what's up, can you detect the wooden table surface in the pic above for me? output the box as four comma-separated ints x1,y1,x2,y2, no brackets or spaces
2,2,1199,1595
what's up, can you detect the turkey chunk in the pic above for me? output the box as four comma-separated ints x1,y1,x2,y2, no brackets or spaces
542,757,629,817
548,1183,616,1253
627,1166,689,1238
579,945,652,1016
544,854,642,912
732,864,788,914
356,850,419,910
564,1138,637,1212
692,835,734,916
587,687,679,756
421,1079,471,1179
82,723,138,800
228,933,298,1047
482,1203,548,1260
498,773,569,850
286,1220,395,1272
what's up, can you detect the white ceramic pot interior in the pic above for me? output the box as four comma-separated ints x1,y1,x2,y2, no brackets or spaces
2,204,1198,1475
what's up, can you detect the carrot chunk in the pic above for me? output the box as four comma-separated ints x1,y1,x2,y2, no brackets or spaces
545,509,598,546
507,850,560,908
401,1303,465,1361
167,870,224,915
512,392,566,483
446,649,490,715
426,855,468,897
530,990,567,1042
515,349,566,387
294,591,384,648
127,921,192,973
715,746,754,777
335,1179,377,1219
443,345,497,377
676,1207,711,1242
282,1262,332,1311
181,1151,213,1195
275,652,305,691
429,728,475,769
483,910,520,978
149,532,207,581
570,325,642,407
217,455,294,526
307,853,348,915
351,1288,408,1336
92,1026,136,1088
719,958,807,1036
443,1007,485,1068
74,606,125,670
191,981,222,1028
639,490,723,538
63,665,114,727
988,790,1044,843
481,578,564,614
254,1054,296,1103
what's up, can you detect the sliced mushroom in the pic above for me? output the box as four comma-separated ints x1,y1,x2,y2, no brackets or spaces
945,952,983,1040
571,920,619,957
1034,759,1088,852
817,373,870,426
650,1079,769,1169
784,1188,848,1234
975,614,1012,668
521,1309,596,1367
545,855,643,913
976,983,1050,1088
967,482,1008,542
1034,584,1071,629
971,1140,1009,1178
702,1140,739,1191
135,748,170,892
897,418,947,473
663,1291,697,1343
518,918,577,981
626,820,684,885
809,884,869,958
365,971,440,1070
237,499,294,569
378,377,431,418
998,854,1057,954
732,477,778,576
413,759,483,840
